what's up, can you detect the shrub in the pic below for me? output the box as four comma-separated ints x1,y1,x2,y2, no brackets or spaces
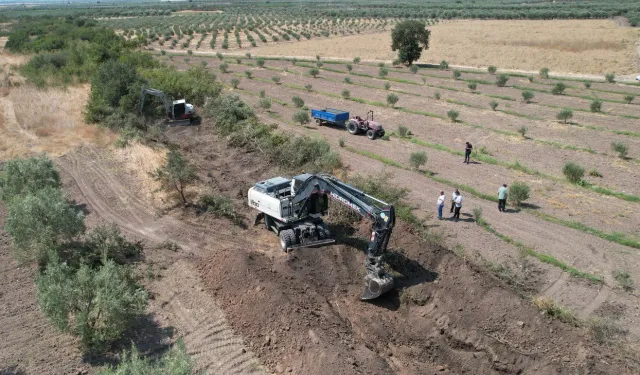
256,58,265,68
0,155,60,203
556,108,573,123
37,258,147,352
421,77,427,85
316,55,321,61
613,270,634,292
219,62,228,73
259,90,266,98
611,141,628,159
5,187,85,263
467,83,477,92
378,62,385,68
397,125,410,137
517,126,528,138
305,84,313,92
346,64,353,72
97,340,195,374
309,68,320,78
245,53,252,59
216,52,223,60
583,81,591,89
590,100,602,112
605,73,615,83
409,151,427,170
384,82,391,90
292,96,304,108
292,58,297,65
551,82,566,95
452,70,461,80
293,110,310,125
495,74,509,87
353,57,361,64
528,76,534,83
387,93,399,107
152,150,197,204
341,89,351,99
489,100,498,111
521,90,534,103
199,193,240,224
447,110,459,122
80,224,142,267
563,162,585,183
271,76,281,84
410,65,419,74
487,66,497,74
472,206,483,223
244,70,252,79
316,61,323,68
434,91,441,100
339,138,345,147
533,297,578,326
589,169,603,178
439,60,448,70
200,61,207,68
230,78,239,88
624,95,635,104
539,67,550,79
378,67,388,77
392,59,402,66
187,50,193,55
259,98,271,111
509,181,530,206
344,77,352,84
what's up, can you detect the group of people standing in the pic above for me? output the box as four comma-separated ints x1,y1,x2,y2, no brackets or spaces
435,184,509,221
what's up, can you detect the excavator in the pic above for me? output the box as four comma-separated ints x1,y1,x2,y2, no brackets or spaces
248,173,396,300
139,88,198,126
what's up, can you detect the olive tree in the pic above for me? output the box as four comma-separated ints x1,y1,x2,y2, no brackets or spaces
0,155,61,202
391,20,431,66
37,258,147,352
153,150,197,205
5,187,85,263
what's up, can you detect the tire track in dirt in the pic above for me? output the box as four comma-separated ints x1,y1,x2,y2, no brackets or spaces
58,146,262,375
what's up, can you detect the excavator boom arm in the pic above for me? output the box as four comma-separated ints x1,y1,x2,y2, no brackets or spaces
140,88,173,117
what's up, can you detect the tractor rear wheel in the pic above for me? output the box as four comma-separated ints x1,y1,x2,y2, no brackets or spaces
347,120,359,135
279,229,296,252
366,129,376,140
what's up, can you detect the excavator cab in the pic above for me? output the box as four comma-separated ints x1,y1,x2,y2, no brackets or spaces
140,88,198,126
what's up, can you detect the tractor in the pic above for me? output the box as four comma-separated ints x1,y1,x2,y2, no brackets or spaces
346,110,385,140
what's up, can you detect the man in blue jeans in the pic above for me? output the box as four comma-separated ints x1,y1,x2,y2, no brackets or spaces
498,184,508,212
437,191,445,220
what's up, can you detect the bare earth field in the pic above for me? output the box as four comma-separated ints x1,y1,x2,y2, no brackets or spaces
248,20,640,76
4,28,640,373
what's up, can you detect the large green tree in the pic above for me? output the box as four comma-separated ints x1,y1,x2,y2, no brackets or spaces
0,155,61,203
391,20,431,66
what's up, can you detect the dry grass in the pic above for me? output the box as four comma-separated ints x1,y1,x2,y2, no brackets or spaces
113,141,167,201
248,19,638,75
533,296,579,326
0,84,115,159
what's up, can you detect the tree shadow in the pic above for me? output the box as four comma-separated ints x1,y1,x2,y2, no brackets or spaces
69,200,90,216
0,366,26,375
82,313,175,367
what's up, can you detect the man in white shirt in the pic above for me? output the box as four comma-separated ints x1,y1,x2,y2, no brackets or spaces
450,190,458,213
453,190,463,222
437,191,446,220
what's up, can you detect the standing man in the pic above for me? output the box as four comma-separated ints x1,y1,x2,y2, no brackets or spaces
464,142,473,164
498,184,508,212
450,189,458,213
453,189,463,222
437,191,446,220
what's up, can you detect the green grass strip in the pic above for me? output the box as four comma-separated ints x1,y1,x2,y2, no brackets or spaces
477,220,602,283
526,210,640,250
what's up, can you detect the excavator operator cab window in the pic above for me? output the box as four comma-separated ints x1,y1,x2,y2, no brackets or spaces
173,102,186,119
308,193,329,215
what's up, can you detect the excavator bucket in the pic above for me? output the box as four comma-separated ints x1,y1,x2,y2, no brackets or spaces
361,273,394,300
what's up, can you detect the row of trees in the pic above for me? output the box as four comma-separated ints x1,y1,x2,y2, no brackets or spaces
0,156,147,352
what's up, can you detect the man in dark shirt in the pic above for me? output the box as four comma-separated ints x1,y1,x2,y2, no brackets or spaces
464,142,473,164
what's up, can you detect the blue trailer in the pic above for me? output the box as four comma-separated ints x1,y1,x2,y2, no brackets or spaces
311,108,350,126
